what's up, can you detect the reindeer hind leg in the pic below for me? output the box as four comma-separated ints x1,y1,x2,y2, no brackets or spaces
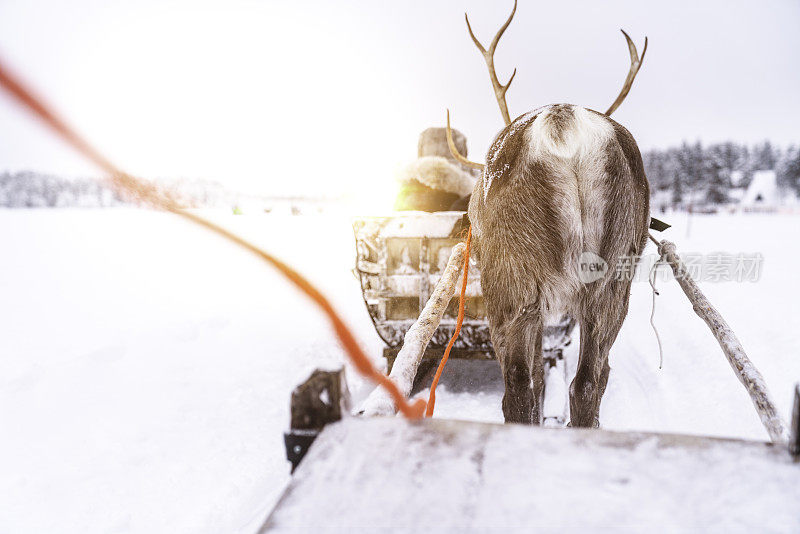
569,279,632,427
497,311,544,425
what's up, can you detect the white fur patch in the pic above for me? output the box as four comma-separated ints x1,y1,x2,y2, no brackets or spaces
397,156,477,197
525,105,613,161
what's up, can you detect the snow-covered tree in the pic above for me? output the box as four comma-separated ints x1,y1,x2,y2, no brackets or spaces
776,146,800,195
671,172,683,208
750,140,780,171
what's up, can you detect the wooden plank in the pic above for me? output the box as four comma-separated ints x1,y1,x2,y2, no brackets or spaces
359,243,467,416
655,238,789,443
262,417,799,532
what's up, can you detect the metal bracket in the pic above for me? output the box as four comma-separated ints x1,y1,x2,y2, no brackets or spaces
649,216,671,232
283,368,350,473
284,430,319,473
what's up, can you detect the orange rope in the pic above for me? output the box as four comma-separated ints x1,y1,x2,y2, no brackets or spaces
426,226,471,417
0,58,426,420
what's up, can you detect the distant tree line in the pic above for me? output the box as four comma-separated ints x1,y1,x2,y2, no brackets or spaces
0,171,128,208
642,141,800,207
0,171,245,209
5,147,800,210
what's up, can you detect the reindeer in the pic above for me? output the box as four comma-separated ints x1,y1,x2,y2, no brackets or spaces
446,0,650,427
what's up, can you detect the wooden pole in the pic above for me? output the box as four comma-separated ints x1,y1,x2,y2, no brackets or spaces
359,243,467,416
653,236,789,444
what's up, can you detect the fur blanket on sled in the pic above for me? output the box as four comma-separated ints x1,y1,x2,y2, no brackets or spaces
394,156,477,212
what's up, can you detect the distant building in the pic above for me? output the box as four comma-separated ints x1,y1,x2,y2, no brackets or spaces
741,170,779,208
738,170,798,212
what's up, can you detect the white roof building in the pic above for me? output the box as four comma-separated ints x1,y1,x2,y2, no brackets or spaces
741,170,780,208
739,170,799,211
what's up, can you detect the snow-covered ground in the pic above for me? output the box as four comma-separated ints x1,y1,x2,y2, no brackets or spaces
1,209,798,533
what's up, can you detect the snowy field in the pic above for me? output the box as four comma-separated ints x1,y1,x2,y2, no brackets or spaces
1,208,798,533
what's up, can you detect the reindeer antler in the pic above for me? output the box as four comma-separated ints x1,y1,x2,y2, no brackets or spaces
449,9,648,169
446,109,484,170
465,0,517,126
605,29,648,116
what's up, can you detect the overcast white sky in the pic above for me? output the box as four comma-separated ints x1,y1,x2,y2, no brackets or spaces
0,0,798,200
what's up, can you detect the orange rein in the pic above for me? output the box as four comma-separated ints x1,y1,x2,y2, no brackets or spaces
0,59,430,419
426,226,471,417
0,58,472,421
